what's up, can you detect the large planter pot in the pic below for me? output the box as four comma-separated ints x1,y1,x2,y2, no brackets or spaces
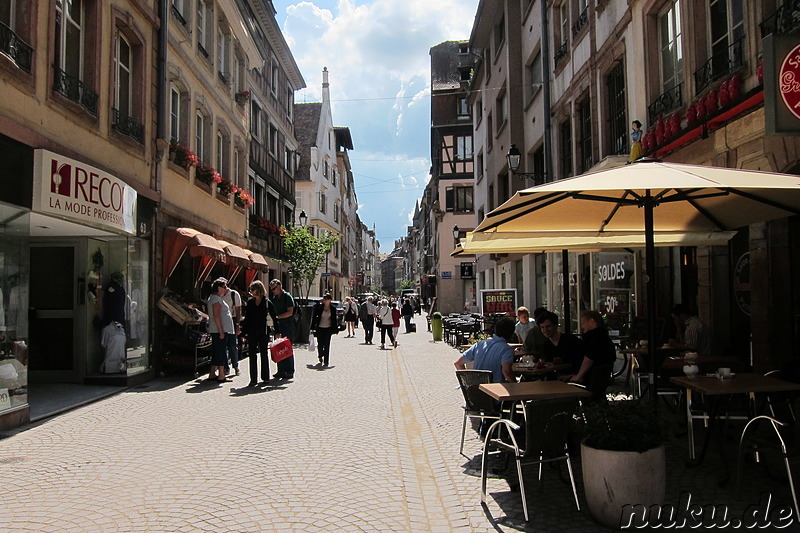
581,441,666,529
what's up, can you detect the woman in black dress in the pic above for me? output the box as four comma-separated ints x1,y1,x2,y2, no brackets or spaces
241,280,277,387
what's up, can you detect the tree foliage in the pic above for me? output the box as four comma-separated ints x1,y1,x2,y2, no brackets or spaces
280,224,337,300
398,279,413,291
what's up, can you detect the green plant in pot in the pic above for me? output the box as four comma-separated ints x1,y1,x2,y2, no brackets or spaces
580,399,667,529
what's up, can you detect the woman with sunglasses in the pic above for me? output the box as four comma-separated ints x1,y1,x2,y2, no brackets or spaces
241,280,278,386
310,294,339,367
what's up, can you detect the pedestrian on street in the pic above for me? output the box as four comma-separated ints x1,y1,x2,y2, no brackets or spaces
343,296,358,337
377,299,397,349
359,296,376,345
269,279,296,380
310,293,339,367
391,301,401,341
207,279,235,383
214,277,243,375
241,280,277,387
401,298,414,333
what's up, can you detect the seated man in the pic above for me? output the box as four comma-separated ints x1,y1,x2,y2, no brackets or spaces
454,317,516,384
521,307,549,356
538,311,584,375
668,303,712,356
562,310,616,400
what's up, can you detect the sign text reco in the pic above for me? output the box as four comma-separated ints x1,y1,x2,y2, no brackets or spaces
32,149,137,234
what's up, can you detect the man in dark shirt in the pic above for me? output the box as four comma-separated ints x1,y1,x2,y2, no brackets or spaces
562,309,616,399
538,311,584,374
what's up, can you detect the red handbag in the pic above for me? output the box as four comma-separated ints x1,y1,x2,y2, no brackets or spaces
269,337,293,362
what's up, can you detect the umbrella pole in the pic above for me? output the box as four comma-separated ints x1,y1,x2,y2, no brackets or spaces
644,192,658,403
562,249,570,333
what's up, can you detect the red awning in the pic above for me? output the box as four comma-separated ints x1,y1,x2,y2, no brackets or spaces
162,227,226,284
217,240,251,267
244,250,269,271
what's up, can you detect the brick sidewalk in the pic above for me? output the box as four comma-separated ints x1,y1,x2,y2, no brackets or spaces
0,317,796,531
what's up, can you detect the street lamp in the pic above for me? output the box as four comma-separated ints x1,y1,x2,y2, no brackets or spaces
507,144,545,185
452,225,460,246
298,210,308,226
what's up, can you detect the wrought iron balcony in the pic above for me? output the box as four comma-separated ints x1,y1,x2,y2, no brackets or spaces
171,5,187,27
554,40,569,66
693,37,744,95
111,108,144,144
648,82,683,125
760,0,800,37
571,8,588,38
53,66,98,115
0,22,33,73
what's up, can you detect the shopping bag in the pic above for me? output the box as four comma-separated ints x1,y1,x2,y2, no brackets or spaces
308,332,316,351
269,337,293,363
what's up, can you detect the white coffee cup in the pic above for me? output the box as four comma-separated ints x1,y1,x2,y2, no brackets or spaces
718,367,732,379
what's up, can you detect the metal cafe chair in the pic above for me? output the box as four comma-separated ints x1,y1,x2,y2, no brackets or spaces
455,369,501,458
480,397,581,522
736,414,800,519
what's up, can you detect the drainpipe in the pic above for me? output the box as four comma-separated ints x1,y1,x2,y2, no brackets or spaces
539,0,569,330
152,0,169,377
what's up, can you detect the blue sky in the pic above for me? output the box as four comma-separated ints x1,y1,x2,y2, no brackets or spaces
272,0,479,252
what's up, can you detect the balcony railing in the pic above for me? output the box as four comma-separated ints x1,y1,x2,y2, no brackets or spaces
0,22,33,72
218,71,231,86
53,66,98,115
648,82,683,125
554,40,569,66
111,108,144,144
760,0,800,37
198,42,209,59
171,5,187,27
571,8,588,38
694,37,744,95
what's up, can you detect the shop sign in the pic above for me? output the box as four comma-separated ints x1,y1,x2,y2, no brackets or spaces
460,262,475,279
480,289,516,317
0,388,9,410
32,149,137,235
765,35,800,135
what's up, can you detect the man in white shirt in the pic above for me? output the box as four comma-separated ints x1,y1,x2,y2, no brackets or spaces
215,277,242,375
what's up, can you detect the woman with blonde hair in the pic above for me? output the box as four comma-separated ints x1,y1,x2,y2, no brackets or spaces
241,280,277,387
343,296,359,337
377,299,397,349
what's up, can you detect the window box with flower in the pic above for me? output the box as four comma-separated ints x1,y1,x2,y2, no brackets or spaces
235,90,250,106
233,187,254,209
195,163,222,187
169,141,199,171
217,178,235,201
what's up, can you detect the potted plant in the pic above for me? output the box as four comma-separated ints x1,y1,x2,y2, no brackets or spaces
580,398,667,528
217,178,234,198
169,141,199,171
233,187,254,209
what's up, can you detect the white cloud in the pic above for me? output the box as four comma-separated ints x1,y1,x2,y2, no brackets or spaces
275,0,478,252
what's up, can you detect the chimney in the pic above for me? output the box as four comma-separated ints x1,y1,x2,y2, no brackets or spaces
322,67,330,103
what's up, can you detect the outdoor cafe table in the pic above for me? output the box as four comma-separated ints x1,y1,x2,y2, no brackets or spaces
670,373,800,484
479,381,591,414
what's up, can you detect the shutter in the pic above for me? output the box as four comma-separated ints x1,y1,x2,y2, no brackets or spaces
445,187,454,212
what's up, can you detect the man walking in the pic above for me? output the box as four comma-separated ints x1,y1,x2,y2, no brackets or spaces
207,279,236,383
401,298,414,333
269,279,296,379
359,296,377,345
215,277,242,375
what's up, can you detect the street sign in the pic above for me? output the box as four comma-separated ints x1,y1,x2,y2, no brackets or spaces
321,272,331,277
441,271,452,280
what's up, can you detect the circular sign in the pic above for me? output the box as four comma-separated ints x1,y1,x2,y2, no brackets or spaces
733,252,750,316
779,43,800,120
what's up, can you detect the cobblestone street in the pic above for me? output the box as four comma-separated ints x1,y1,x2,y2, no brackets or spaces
1,316,798,532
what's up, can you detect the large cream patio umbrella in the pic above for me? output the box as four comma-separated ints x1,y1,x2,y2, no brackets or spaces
474,160,800,399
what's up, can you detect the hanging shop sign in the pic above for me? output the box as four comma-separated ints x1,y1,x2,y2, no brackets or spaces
460,262,475,279
32,149,137,234
480,288,517,317
765,34,800,135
